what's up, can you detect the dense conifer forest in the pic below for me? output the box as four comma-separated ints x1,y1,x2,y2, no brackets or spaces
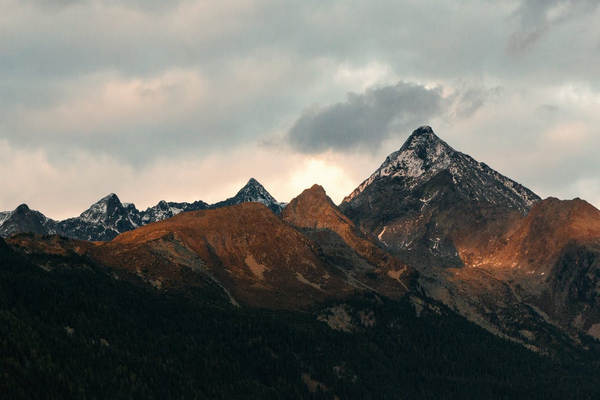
1,238,599,399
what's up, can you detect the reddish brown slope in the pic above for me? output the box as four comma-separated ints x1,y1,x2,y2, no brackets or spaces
282,185,415,296
92,202,356,309
460,197,600,273
501,198,600,271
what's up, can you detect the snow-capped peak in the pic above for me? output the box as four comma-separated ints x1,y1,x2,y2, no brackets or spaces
347,126,455,199
377,126,454,179
211,178,284,213
236,178,278,205
344,126,540,214
80,193,124,224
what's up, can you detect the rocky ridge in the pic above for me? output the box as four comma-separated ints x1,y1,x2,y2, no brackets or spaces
0,178,281,241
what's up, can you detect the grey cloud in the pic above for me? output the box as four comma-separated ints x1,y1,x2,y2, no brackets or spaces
508,0,600,53
287,82,493,154
1,0,600,209
24,0,180,12
288,82,444,153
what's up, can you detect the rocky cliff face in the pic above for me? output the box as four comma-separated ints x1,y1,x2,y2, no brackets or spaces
340,126,539,268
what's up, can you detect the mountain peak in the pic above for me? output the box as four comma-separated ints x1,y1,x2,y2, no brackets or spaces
210,178,283,214
306,184,327,197
246,177,260,186
236,178,273,199
343,126,539,215
79,193,126,224
408,125,435,139
344,127,455,201
98,193,121,204
400,125,453,159
285,184,332,212
283,185,354,232
381,126,455,179
403,125,446,150
15,204,31,213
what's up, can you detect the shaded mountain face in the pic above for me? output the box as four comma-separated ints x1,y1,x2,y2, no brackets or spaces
340,125,540,268
56,194,141,241
211,178,285,214
0,204,57,237
55,195,211,241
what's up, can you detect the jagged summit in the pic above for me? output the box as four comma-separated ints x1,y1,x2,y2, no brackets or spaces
80,193,127,223
401,125,452,155
0,203,57,237
344,126,539,214
211,178,284,214
247,177,261,186
345,126,456,200
237,178,275,201
404,125,439,144
100,193,119,201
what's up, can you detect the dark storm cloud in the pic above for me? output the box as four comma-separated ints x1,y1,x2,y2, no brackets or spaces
288,82,444,153
287,82,494,154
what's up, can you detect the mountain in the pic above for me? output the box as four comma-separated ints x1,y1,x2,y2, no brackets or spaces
3,172,600,397
0,204,57,237
91,202,359,309
56,193,141,241
344,126,539,213
282,184,414,297
341,125,540,268
470,197,600,339
139,200,208,225
211,178,285,214
56,195,211,241
340,126,600,349
7,191,412,309
0,178,277,241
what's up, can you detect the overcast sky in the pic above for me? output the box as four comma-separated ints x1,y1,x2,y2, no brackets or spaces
1,0,599,219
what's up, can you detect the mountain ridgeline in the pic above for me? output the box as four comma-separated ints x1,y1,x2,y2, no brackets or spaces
0,178,283,241
2,126,600,398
